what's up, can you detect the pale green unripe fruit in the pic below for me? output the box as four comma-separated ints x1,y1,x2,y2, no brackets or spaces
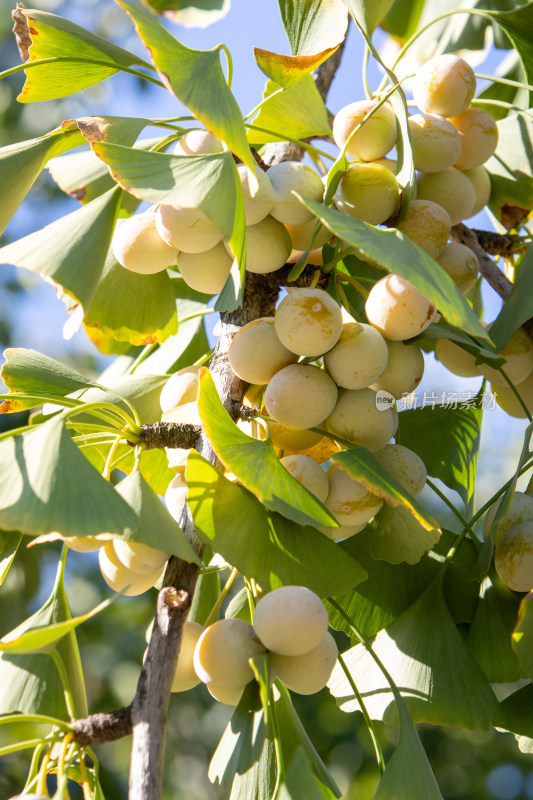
462,166,491,218
253,585,329,656
171,621,204,692
228,317,297,384
492,372,533,418
266,420,324,451
365,274,437,341
396,199,451,259
270,631,338,695
413,54,476,118
267,162,324,224
156,204,223,253
160,367,200,413
326,388,395,451
113,539,170,575
408,113,462,173
333,100,397,161
238,164,275,225
324,322,389,390
416,167,476,225
264,364,338,430
334,163,400,225
207,682,246,706
193,618,266,689
64,536,104,552
172,130,223,155
450,108,498,170
371,341,425,399
374,443,427,497
274,288,343,357
495,521,533,592
285,220,331,252
435,338,480,378
280,455,329,503
177,242,233,295
99,541,163,596
480,326,533,388
165,473,188,523
227,215,291,274
165,447,190,474
318,521,367,541
436,242,479,294
325,464,383,526
112,211,178,274
483,492,533,542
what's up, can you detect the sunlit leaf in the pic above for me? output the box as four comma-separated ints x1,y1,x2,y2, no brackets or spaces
278,748,325,800
328,573,502,729
0,531,22,584
0,416,137,538
398,400,482,508
142,0,231,27
0,126,84,235
197,370,337,528
343,0,396,34
420,320,503,369
116,0,254,169
297,198,490,341
486,110,533,228
0,186,122,310
369,505,440,565
512,591,533,680
229,736,276,800
248,77,332,145
13,6,150,102
490,246,533,349
186,452,367,597
486,5,533,93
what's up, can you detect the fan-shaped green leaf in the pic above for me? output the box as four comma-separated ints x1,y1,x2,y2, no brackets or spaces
499,683,533,738
142,0,231,27
486,110,533,228
278,748,325,800
487,5,533,92
0,416,137,538
13,6,150,102
328,573,502,729
490,246,533,349
297,198,489,341
186,452,367,597
0,186,122,310
0,531,21,584
116,0,253,169
343,0,396,34
512,591,533,680
248,77,332,145
0,126,84,235
369,504,440,565
197,370,337,528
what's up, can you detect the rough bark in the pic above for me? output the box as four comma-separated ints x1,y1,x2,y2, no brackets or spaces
451,223,514,301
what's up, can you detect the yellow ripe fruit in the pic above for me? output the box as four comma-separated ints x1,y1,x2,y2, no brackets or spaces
280,455,329,503
318,521,367,541
63,536,104,553
334,163,400,225
416,167,476,225
177,242,233,295
237,164,275,225
165,473,188,523
374,443,427,496
483,492,533,542
274,288,343,357
266,420,324,451
270,631,338,695
396,199,451,259
435,338,480,378
160,367,200,413
233,216,292,274
171,621,204,692
113,539,170,575
413,54,476,118
408,113,462,173
264,364,337,430
462,166,491,218
492,372,533,418
326,388,395,451
99,542,163,596
325,464,383,526
495,521,533,592
371,341,425,400
228,317,298,385
281,436,341,464
365,274,437,341
333,100,397,161
193,618,266,688
172,130,223,155
450,108,498,170
207,682,246,706
436,242,479,294
112,211,178,274
324,322,389,390
285,219,331,252
156,205,223,253
253,585,329,656
268,162,324,225
480,326,533,388
165,447,190,474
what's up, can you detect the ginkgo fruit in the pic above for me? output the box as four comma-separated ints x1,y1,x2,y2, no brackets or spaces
264,364,338,430
274,287,343,357
374,443,427,496
160,367,201,413
268,161,324,225
408,112,462,173
483,491,533,542
332,100,397,161
324,321,389,390
228,317,298,385
480,326,533,388
156,204,223,253
280,454,329,502
113,539,170,575
99,541,163,596
435,338,480,378
112,210,177,274
494,521,533,592
371,341,425,399
365,274,436,341
395,199,451,259
177,242,233,295
171,621,204,692
229,215,291,273
326,387,395,451
253,585,329,656
324,464,383,526
238,164,275,225
193,618,266,689
416,167,476,225
173,130,223,155
270,631,338,695
412,54,476,118
334,163,400,225
450,107,499,170
436,242,479,294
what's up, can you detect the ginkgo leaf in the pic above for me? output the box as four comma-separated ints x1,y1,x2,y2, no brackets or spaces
369,504,440,565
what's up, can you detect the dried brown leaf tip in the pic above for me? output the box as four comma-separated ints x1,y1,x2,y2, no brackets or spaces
75,116,111,144
12,3,32,62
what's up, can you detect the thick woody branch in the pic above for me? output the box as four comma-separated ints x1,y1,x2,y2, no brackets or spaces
73,707,132,747
470,228,518,257
451,223,514,301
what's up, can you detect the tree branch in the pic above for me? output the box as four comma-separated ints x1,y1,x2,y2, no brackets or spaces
451,223,514,301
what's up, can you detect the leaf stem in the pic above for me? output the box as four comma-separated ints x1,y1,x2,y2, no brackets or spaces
499,369,532,422
245,124,335,160
102,435,123,480
204,567,237,627
336,272,370,299
0,737,61,756
219,44,233,89
0,56,164,87
49,650,77,721
0,713,71,730
475,72,533,92
269,686,285,798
